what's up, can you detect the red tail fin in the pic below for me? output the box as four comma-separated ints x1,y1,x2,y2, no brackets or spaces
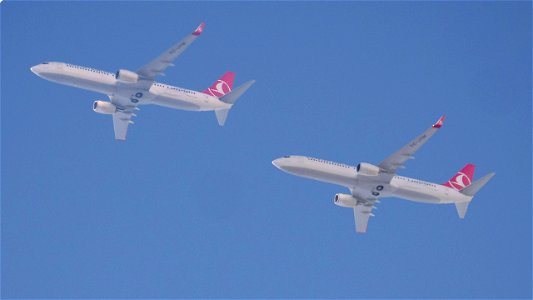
202,72,235,98
442,164,475,191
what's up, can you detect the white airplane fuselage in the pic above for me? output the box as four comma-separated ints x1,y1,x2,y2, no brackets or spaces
273,155,472,204
31,62,231,111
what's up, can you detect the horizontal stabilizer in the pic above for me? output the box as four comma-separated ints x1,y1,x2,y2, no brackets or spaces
215,109,230,126
455,201,470,219
460,172,496,196
220,80,256,104
213,80,255,126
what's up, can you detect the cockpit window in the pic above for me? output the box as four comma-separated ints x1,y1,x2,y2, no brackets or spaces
283,155,291,158
42,62,49,64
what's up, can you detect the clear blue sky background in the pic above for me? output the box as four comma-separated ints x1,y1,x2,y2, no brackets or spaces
2,2,531,298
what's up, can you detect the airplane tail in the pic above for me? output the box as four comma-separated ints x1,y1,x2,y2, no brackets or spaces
441,164,475,219
452,169,495,219
213,79,256,126
459,172,496,197
442,163,475,191
202,71,235,98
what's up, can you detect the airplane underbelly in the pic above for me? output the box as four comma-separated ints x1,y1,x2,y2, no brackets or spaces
150,95,201,111
43,73,115,94
393,188,441,203
283,166,355,187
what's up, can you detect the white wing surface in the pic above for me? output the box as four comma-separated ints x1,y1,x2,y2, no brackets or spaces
353,204,375,233
378,115,445,176
109,95,139,140
350,189,378,233
348,115,445,232
136,22,204,80
112,111,133,140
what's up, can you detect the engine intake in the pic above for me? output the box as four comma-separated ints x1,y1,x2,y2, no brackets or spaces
356,162,380,176
115,69,139,83
93,100,116,114
334,193,357,208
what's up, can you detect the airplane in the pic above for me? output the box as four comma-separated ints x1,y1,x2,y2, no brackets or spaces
30,22,255,140
272,115,495,234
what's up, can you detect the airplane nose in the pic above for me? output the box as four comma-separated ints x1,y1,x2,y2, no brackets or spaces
272,157,290,170
30,65,40,75
272,158,281,169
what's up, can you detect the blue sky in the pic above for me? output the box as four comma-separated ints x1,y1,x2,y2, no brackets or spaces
2,2,531,298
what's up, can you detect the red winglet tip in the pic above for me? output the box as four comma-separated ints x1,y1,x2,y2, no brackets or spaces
432,115,445,128
192,22,205,36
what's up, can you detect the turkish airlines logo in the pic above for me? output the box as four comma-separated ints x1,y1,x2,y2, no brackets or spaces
207,80,232,97
448,172,472,190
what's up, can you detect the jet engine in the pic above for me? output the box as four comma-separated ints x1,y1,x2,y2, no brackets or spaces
93,100,116,114
356,162,380,176
334,193,357,208
115,69,139,83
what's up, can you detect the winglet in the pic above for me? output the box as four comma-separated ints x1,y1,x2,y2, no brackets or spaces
192,22,205,36
432,115,445,128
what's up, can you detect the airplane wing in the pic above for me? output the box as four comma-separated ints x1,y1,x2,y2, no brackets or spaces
112,111,133,140
109,95,138,140
351,189,378,234
349,115,445,233
136,22,205,80
378,115,445,177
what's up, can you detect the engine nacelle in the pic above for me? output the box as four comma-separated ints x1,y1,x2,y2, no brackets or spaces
356,162,380,176
334,193,357,208
115,69,139,83
93,100,116,115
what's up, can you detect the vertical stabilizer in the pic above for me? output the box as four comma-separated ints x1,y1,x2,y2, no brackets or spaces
442,164,475,191
202,71,235,98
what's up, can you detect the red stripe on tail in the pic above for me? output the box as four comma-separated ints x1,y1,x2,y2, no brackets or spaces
442,164,475,191
202,72,235,98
